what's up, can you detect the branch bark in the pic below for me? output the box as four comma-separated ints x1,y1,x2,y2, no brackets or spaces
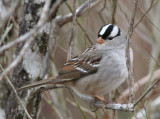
126,0,138,103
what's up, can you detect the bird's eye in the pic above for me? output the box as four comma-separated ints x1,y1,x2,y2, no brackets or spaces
98,24,121,40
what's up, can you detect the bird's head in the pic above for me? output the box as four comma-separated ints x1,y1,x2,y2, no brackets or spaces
97,24,121,44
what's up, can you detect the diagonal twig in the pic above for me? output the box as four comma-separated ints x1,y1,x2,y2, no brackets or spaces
134,78,160,106
118,69,160,103
134,0,156,29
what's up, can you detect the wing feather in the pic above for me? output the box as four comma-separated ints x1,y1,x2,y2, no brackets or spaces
58,45,102,80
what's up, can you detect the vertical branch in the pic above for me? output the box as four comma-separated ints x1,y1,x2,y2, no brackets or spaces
67,0,76,61
126,0,138,103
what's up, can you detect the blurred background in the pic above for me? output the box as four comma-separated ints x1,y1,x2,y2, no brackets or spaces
0,0,160,119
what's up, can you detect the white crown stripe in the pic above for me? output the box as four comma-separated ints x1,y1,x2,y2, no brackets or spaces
99,24,111,35
109,26,119,37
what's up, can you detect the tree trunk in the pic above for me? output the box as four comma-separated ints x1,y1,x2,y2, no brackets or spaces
5,0,56,118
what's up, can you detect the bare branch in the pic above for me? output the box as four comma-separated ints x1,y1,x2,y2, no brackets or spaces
56,0,103,26
126,0,138,103
0,65,32,119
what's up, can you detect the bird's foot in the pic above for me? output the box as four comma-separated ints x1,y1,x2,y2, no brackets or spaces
90,95,111,112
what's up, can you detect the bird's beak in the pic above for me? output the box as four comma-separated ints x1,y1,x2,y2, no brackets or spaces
96,37,105,44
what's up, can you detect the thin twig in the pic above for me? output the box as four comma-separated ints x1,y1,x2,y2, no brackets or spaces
0,24,13,46
69,89,88,119
134,0,156,28
134,78,160,106
117,3,129,23
65,2,93,45
0,65,32,119
98,0,106,24
118,69,160,103
146,49,160,67
67,0,76,61
137,5,160,33
126,0,138,103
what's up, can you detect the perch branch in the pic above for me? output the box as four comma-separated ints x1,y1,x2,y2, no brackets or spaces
23,69,160,112
33,84,134,112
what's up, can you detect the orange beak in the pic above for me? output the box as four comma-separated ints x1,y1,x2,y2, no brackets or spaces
96,37,105,44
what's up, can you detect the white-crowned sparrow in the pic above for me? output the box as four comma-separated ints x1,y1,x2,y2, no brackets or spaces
18,24,133,102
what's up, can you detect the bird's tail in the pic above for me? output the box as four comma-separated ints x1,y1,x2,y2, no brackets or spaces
17,77,73,91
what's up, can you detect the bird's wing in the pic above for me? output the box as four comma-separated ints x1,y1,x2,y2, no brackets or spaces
57,45,102,80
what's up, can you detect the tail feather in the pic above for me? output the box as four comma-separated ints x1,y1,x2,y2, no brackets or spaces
17,77,74,91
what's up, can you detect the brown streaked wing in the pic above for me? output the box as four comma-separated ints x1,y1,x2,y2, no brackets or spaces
57,45,102,80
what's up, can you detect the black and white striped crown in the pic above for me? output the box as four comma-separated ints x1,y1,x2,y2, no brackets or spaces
98,24,121,40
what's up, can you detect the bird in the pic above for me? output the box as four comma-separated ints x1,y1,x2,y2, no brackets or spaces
17,24,133,105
